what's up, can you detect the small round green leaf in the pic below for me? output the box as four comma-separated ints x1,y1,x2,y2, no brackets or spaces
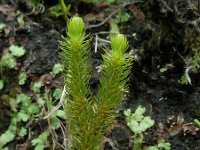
9,45,26,57
18,72,27,85
124,109,131,117
53,63,64,75
53,88,62,100
33,82,42,93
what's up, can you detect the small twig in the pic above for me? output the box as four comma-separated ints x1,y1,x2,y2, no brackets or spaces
44,86,67,119
49,120,66,150
95,34,98,53
122,0,145,7
173,47,187,64
10,0,14,4
173,48,194,85
93,31,119,35
94,34,114,53
86,9,119,29
102,137,119,150
25,4,45,16
160,0,174,12
38,4,45,14
46,117,59,150
185,66,193,85
58,119,72,150
58,120,68,149
188,17,200,33
97,37,111,44
52,140,56,150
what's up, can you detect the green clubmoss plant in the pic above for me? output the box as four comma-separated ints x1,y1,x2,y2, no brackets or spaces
60,17,132,149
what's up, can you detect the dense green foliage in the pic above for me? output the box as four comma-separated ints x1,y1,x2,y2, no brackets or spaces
60,17,94,149
60,17,132,149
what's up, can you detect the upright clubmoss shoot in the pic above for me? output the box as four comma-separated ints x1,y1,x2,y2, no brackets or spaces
111,34,128,54
60,17,132,150
60,17,94,149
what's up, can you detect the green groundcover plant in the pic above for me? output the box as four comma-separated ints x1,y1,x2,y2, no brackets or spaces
60,17,132,149
124,106,171,150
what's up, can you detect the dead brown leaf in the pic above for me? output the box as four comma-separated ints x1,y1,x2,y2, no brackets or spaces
169,123,183,136
39,73,61,89
182,123,199,135
168,115,199,136
16,141,29,150
83,13,104,22
128,5,145,21
0,5,15,21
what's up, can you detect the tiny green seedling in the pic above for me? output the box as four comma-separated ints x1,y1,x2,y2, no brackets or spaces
0,57,66,149
9,45,26,57
160,67,168,73
49,0,71,21
31,130,50,150
124,106,155,135
0,44,26,69
124,106,171,150
144,138,171,150
0,44,26,90
53,88,63,100
0,23,6,30
18,72,27,85
52,63,64,75
18,127,27,137
115,11,130,23
0,80,4,90
194,119,200,128
33,82,43,93
1,53,16,69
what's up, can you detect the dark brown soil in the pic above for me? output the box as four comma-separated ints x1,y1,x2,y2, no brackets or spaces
0,1,200,150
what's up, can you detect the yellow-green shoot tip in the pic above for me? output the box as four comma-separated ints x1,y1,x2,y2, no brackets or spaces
111,34,128,54
67,17,85,39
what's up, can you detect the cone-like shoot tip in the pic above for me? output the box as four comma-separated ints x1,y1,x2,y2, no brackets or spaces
111,34,128,54
67,17,85,39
